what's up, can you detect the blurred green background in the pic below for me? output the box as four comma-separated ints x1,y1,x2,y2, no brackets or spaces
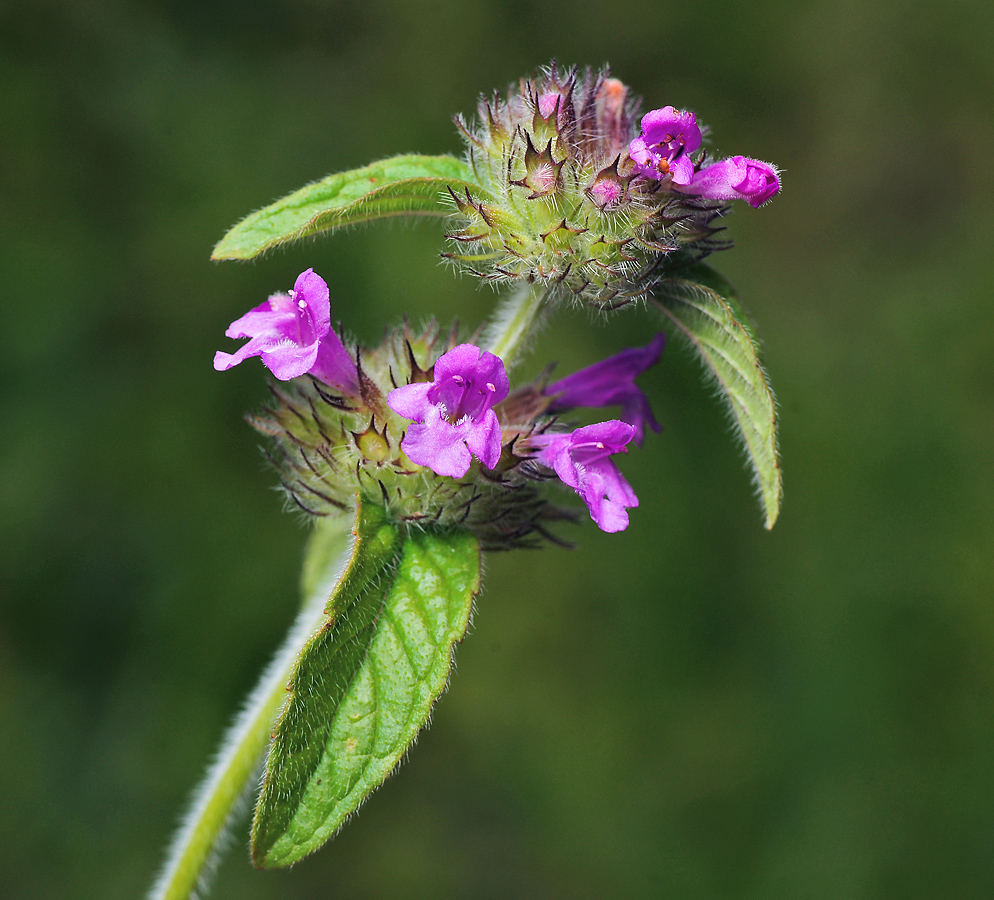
2,0,993,897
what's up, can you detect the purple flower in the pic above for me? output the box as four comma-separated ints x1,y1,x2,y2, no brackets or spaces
213,268,358,393
388,343,510,478
529,421,638,533
628,106,702,185
544,333,665,446
537,90,562,119
677,156,780,207
589,180,621,207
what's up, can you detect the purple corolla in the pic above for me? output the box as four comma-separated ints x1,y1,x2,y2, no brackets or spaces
537,90,562,119
213,268,358,393
628,106,702,185
388,343,510,478
544,333,665,446
678,155,780,207
529,421,638,533
630,106,780,207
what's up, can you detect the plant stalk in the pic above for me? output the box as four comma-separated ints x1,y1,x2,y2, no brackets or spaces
148,524,351,900
481,283,549,368
149,284,546,900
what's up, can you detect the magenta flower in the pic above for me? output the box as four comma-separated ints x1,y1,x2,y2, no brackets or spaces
387,343,510,478
544,333,665,446
629,106,701,185
678,156,780,207
529,421,638,533
537,90,562,119
587,177,624,209
213,268,358,393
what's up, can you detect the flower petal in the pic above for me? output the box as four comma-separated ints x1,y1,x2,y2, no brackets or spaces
387,382,433,421
224,297,295,340
639,106,702,155
260,340,321,381
668,153,696,187
401,414,473,478
292,269,331,331
464,409,502,470
678,156,781,207
213,332,279,371
311,329,359,394
433,344,510,403
545,335,664,445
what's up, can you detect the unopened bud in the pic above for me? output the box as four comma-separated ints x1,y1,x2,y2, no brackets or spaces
353,419,390,463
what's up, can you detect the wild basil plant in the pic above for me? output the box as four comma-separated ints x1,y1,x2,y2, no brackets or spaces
149,65,782,899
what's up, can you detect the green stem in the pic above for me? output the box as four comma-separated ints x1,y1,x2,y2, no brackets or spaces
481,283,549,368
148,524,351,900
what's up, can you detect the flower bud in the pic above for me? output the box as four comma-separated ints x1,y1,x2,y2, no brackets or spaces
352,418,390,463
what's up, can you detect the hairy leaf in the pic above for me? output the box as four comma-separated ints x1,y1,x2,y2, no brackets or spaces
653,263,782,528
251,500,481,867
211,155,485,260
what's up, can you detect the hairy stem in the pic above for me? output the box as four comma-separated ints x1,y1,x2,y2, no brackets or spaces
148,522,351,900
481,283,549,368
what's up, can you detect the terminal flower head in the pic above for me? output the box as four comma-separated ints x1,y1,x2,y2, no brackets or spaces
679,155,780,207
629,106,702,185
388,343,509,478
446,68,729,309
213,268,358,393
529,421,638,533
544,333,665,446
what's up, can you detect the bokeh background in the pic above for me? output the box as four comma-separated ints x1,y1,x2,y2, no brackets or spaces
2,0,993,897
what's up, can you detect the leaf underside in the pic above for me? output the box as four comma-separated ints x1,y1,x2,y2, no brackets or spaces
211,154,485,260
251,499,481,868
653,263,782,528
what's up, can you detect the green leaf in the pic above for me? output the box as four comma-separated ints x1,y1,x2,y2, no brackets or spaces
653,263,782,528
251,499,481,868
212,154,485,260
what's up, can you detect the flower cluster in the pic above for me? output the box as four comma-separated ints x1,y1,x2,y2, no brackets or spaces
215,269,666,539
211,70,782,541
445,65,779,309
172,63,784,900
